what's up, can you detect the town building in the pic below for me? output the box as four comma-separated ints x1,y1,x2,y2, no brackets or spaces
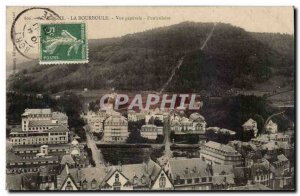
103,112,129,143
200,141,243,166
52,112,69,128
83,111,108,133
140,124,163,140
242,118,258,137
170,112,206,135
211,164,235,190
10,126,69,146
164,158,213,190
6,150,60,174
57,159,173,190
251,133,292,147
247,158,272,187
145,109,164,124
269,154,293,190
10,109,69,146
207,127,236,136
265,120,278,134
127,110,146,122
6,165,58,190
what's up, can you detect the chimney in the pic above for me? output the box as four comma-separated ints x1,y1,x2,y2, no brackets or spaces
118,161,122,172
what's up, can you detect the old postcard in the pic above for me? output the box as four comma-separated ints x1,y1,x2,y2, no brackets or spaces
6,6,295,191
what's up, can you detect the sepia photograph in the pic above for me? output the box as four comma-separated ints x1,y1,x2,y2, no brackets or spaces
5,6,295,191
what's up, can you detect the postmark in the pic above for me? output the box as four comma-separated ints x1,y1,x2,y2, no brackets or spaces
11,7,61,60
39,23,88,64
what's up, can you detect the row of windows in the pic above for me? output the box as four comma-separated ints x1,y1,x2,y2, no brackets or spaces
50,132,67,136
8,160,58,166
105,122,128,126
27,114,51,118
29,126,52,131
175,177,212,185
256,175,270,181
111,137,125,141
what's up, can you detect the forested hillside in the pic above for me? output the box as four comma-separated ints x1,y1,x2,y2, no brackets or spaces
8,22,294,93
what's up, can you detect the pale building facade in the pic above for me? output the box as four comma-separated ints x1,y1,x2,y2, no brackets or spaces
103,113,129,142
170,112,206,135
10,109,69,146
242,118,258,137
140,124,163,140
200,141,243,166
84,111,108,133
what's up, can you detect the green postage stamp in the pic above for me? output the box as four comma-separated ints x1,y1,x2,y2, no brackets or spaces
40,23,88,64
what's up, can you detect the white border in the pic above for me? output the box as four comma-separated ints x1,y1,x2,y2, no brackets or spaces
1,1,299,196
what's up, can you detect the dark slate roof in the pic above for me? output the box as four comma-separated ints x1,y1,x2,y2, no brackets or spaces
168,158,212,179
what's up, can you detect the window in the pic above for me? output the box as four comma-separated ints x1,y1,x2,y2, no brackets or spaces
194,178,199,183
202,177,207,182
159,173,166,188
113,174,121,191
82,180,87,190
115,174,119,182
187,179,192,184
65,181,73,190
133,175,138,185
141,175,146,184
91,179,97,189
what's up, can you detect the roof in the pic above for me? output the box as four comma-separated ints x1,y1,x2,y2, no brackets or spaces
6,174,22,190
189,112,205,122
71,139,79,146
71,149,80,155
10,127,23,133
261,141,279,150
204,141,240,154
57,159,162,190
207,127,220,132
7,150,59,163
104,114,127,124
28,120,57,127
12,144,71,152
250,159,270,175
277,154,288,162
120,159,161,187
212,164,234,176
142,124,158,128
60,155,75,165
52,112,68,120
141,124,162,132
45,125,69,132
22,109,51,116
233,167,247,180
212,174,235,185
168,158,212,179
219,128,236,135
243,118,256,127
228,183,271,190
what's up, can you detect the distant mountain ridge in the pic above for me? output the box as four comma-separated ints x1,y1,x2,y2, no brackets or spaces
7,22,294,93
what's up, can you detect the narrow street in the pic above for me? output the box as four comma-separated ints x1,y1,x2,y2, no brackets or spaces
163,116,172,157
86,132,105,167
157,116,172,166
